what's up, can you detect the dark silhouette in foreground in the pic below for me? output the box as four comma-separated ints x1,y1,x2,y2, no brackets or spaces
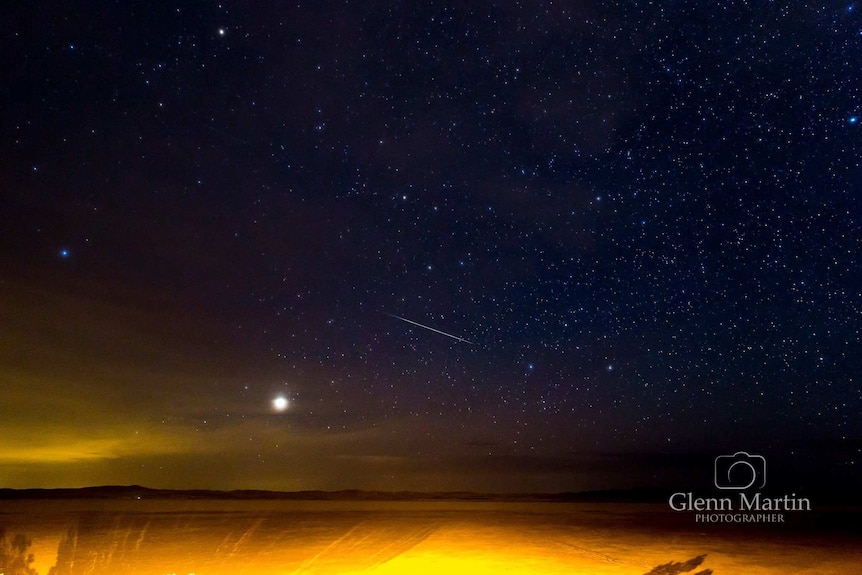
0,528,38,575
644,554,713,575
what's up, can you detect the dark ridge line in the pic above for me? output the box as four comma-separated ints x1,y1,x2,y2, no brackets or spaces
0,485,671,502
2,486,858,506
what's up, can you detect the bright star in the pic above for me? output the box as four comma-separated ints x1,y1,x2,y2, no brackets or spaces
849,116,858,125
272,396,288,412
59,249,70,258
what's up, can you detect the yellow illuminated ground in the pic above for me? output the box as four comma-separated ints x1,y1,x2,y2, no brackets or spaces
1,500,858,574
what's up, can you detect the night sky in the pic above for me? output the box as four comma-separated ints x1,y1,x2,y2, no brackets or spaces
2,1,860,494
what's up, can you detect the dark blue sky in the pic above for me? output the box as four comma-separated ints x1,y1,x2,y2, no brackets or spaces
1,1,860,493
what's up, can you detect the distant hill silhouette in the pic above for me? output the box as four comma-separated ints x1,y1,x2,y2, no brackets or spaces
2,485,858,508
0,485,671,502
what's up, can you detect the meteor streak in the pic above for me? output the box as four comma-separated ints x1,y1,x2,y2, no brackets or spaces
386,313,474,345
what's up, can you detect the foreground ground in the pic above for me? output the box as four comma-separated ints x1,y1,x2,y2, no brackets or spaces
1,499,859,574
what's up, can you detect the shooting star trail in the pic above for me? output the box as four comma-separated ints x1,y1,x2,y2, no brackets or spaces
386,313,475,345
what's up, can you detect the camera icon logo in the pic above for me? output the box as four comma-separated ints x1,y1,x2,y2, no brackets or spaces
714,451,766,490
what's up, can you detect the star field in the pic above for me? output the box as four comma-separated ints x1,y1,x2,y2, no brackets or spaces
1,1,860,493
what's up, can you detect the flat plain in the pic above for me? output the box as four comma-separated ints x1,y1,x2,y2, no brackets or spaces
1,498,859,575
